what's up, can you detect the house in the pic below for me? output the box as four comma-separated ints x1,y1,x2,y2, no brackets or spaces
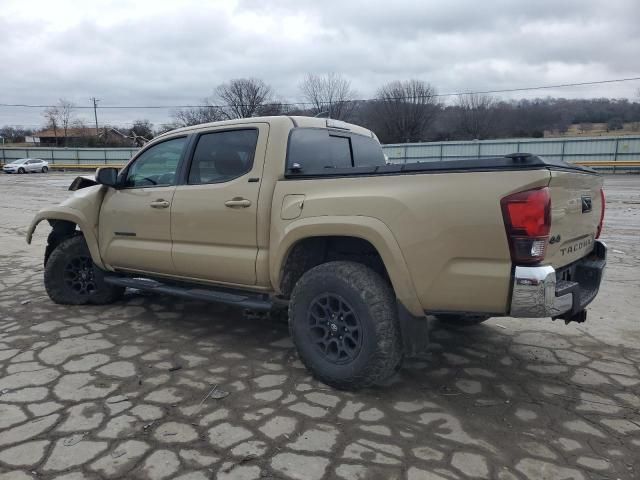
27,127,99,146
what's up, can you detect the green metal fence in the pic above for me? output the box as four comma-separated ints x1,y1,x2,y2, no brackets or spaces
2,135,640,172
0,146,138,165
381,135,640,172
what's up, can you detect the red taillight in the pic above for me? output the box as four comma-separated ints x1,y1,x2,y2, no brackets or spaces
501,187,551,264
596,188,605,239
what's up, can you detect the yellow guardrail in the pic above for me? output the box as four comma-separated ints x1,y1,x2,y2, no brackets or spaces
0,163,125,170
48,164,126,170
576,161,640,167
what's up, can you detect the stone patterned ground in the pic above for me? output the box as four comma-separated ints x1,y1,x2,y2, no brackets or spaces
0,173,639,480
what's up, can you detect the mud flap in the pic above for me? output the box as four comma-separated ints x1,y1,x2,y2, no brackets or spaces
553,309,587,325
397,303,430,358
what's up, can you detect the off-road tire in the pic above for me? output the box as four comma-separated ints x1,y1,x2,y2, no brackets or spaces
42,166,49,173
289,261,402,390
18,167,25,174
435,313,490,326
44,235,124,305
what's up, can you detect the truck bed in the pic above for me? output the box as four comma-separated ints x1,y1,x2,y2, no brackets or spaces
276,153,603,314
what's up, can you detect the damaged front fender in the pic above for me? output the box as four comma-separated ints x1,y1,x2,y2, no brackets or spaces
26,206,106,270
26,183,109,269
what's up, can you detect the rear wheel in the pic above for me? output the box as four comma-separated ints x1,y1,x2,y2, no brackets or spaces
435,313,490,326
44,235,124,305
42,166,49,173
18,167,25,174
289,261,402,390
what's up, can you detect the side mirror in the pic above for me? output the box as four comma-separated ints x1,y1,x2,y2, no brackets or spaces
95,167,119,187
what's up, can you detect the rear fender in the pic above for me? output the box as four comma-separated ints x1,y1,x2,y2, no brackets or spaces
271,215,423,316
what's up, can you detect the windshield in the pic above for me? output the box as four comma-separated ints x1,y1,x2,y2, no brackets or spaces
8,159,27,164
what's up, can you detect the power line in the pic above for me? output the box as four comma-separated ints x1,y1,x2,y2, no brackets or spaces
433,76,640,97
0,76,639,110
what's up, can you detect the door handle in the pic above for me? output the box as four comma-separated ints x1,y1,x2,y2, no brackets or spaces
225,197,252,208
150,199,170,209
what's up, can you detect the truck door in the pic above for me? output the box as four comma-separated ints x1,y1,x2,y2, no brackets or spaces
170,124,269,285
98,136,188,274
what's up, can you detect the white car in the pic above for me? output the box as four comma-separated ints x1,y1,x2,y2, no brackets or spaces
3,158,49,174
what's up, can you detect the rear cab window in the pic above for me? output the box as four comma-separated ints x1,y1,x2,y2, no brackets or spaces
286,128,386,176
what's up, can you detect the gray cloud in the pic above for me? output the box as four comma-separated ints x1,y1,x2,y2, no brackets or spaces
1,0,638,128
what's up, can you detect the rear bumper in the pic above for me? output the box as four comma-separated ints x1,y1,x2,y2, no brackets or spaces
510,240,606,318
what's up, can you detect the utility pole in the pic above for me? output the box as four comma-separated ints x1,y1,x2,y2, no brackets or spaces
90,97,100,140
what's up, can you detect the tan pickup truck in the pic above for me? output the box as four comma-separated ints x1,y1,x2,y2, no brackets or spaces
27,116,606,389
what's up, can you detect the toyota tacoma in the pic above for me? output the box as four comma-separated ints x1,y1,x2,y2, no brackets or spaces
26,116,606,389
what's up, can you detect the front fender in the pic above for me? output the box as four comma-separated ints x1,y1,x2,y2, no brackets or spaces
270,215,423,316
26,206,106,269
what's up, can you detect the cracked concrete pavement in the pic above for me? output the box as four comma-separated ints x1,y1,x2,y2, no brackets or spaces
0,172,639,480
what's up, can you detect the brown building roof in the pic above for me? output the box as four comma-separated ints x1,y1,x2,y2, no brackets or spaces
36,127,98,138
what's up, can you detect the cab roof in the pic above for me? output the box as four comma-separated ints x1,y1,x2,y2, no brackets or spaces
156,115,374,140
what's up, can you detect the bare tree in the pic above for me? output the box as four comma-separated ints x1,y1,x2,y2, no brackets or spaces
99,120,154,147
372,80,440,143
105,126,150,147
255,99,290,116
299,73,357,120
455,93,497,139
216,78,273,119
43,106,60,146
0,126,33,143
130,119,154,140
58,99,74,144
156,123,178,135
41,99,75,146
172,99,225,127
172,79,280,126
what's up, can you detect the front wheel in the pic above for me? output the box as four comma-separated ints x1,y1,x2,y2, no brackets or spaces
42,166,49,173
18,167,25,174
44,235,124,305
289,261,402,390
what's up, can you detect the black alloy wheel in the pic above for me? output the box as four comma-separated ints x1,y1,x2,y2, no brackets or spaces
307,293,363,364
63,255,98,296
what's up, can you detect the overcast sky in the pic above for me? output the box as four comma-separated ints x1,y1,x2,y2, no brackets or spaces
1,0,639,129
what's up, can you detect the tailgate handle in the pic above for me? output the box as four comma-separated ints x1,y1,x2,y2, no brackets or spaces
225,197,252,208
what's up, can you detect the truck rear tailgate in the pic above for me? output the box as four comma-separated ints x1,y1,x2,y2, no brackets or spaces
546,170,604,269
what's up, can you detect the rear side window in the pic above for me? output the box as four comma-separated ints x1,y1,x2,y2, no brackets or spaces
287,128,385,175
352,134,386,167
188,129,258,184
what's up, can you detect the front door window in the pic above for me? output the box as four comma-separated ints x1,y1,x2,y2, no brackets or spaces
123,137,186,188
